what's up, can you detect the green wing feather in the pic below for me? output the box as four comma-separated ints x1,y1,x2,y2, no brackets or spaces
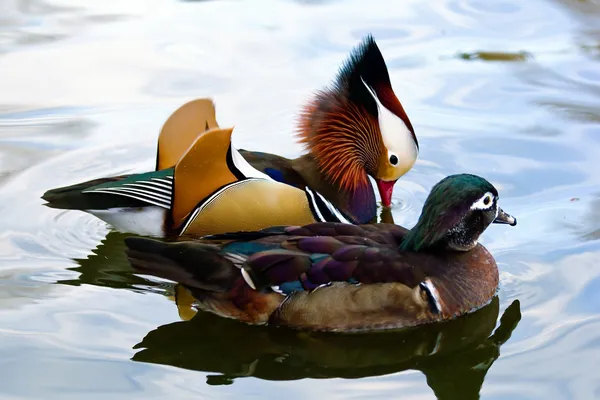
43,168,174,210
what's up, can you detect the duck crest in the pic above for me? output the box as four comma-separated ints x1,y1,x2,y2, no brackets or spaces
340,36,416,147
296,35,417,195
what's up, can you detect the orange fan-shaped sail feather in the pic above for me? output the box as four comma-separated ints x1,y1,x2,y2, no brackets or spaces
156,98,219,171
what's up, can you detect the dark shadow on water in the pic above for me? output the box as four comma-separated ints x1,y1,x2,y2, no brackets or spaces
56,231,164,293
132,295,521,399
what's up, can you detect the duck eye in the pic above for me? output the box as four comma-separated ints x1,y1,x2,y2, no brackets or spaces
389,154,398,166
470,192,495,210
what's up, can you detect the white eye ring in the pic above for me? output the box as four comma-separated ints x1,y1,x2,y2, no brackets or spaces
470,192,495,210
388,151,399,166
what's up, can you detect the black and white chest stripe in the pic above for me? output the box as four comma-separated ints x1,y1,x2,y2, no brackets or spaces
303,186,352,224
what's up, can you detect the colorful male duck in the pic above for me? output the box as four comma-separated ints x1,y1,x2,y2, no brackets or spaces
125,174,517,332
42,35,418,237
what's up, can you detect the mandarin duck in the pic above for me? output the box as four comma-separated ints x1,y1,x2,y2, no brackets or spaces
125,174,517,332
41,35,418,237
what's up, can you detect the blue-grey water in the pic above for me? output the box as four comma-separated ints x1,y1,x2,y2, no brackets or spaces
1,0,600,398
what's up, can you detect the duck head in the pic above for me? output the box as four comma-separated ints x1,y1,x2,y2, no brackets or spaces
297,35,418,208
400,174,517,252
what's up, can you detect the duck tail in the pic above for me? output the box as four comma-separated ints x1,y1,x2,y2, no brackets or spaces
124,237,240,293
124,236,284,324
41,176,131,210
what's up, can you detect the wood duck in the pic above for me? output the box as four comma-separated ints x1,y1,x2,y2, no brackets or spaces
125,174,517,332
41,35,418,236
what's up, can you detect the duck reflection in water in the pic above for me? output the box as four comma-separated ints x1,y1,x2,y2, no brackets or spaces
132,287,521,399
56,231,163,292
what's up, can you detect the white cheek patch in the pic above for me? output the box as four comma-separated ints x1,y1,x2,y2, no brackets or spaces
470,192,495,210
360,78,418,166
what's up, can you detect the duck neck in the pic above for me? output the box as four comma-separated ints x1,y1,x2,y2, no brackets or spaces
399,224,425,252
399,220,441,253
292,154,377,224
337,179,377,224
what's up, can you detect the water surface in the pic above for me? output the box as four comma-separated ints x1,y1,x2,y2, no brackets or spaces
1,0,600,398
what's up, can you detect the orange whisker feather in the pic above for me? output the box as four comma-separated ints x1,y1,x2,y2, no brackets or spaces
296,93,385,192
